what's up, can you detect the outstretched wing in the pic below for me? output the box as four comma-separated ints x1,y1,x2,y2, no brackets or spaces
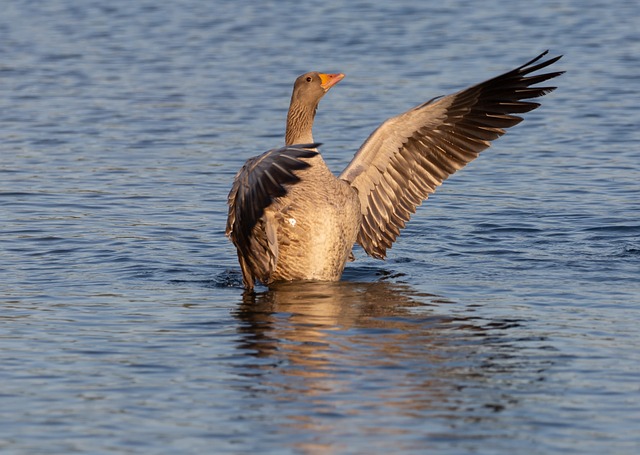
226,143,320,288
339,51,563,259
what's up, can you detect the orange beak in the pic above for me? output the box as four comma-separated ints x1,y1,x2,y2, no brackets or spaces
319,73,345,91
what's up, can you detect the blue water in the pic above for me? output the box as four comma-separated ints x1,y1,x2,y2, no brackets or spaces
1,0,639,453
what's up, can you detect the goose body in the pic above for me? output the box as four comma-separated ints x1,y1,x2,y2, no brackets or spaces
259,153,360,282
226,51,563,290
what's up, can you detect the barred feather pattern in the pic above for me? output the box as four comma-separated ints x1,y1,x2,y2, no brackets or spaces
340,51,564,259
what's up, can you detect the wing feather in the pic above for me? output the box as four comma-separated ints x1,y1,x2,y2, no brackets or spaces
340,51,563,259
226,143,320,288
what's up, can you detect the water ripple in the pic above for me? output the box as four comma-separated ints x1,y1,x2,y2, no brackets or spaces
1,0,639,454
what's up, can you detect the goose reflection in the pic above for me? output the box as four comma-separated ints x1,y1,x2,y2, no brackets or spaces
236,280,444,381
231,280,547,453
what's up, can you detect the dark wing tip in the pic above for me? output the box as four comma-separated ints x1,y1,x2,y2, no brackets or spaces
227,144,320,244
350,51,564,261
518,50,562,69
515,51,564,79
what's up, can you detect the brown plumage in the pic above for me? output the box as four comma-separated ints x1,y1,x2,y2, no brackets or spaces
226,51,564,289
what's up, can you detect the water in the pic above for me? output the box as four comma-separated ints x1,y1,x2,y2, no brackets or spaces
1,0,639,453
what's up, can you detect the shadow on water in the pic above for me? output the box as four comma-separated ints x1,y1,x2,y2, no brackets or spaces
230,280,552,452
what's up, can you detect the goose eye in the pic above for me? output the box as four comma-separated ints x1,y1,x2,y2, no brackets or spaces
306,76,312,82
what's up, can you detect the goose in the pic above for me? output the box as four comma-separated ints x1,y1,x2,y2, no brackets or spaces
226,51,563,290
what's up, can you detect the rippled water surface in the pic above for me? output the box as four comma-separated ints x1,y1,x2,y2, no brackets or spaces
1,0,639,453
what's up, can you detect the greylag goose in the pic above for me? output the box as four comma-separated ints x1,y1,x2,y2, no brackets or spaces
227,51,563,290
